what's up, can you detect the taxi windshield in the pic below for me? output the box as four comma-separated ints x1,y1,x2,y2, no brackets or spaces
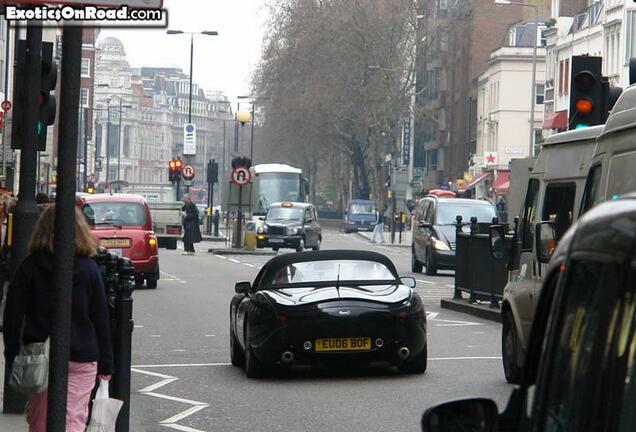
266,206,304,221
82,202,146,226
266,259,396,286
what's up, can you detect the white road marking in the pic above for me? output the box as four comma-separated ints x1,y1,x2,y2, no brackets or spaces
472,331,485,335
415,279,435,284
151,335,161,338
172,349,186,352
466,345,480,348
134,325,144,328
445,284,455,288
228,258,240,264
204,334,215,337
132,367,209,432
426,312,439,320
161,271,186,283
215,255,227,260
243,263,255,267
428,356,502,361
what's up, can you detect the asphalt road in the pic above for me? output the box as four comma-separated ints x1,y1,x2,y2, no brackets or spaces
128,226,512,432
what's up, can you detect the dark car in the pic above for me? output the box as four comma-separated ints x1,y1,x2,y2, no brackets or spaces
256,202,322,252
343,199,377,233
229,250,427,378
411,196,496,275
421,194,636,432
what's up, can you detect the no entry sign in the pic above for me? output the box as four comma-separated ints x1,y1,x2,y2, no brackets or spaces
231,166,251,186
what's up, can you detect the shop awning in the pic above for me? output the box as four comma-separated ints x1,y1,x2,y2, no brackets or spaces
543,110,568,130
461,173,489,192
492,171,510,194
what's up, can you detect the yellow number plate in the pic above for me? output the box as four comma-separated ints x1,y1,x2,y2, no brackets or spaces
314,337,371,352
99,238,131,248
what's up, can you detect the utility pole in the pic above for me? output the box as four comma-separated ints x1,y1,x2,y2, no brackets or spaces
117,97,122,185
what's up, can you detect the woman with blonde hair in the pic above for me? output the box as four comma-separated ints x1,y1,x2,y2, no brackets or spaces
3,205,113,432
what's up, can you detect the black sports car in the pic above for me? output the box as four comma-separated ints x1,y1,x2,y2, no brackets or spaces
229,250,428,378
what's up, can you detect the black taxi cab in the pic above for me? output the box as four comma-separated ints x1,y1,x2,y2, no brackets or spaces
256,202,322,252
421,193,636,431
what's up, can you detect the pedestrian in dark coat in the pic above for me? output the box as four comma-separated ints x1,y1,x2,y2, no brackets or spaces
182,194,202,255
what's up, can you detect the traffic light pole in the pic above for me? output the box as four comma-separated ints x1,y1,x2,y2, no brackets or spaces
3,21,42,415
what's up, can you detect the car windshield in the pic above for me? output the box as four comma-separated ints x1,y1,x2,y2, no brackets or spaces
266,207,304,221
266,260,396,286
349,204,375,214
83,202,146,226
435,202,497,225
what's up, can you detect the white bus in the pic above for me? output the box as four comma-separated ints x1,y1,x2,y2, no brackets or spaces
251,164,309,216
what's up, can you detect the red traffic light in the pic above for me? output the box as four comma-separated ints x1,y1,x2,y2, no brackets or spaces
575,98,593,115
175,159,182,169
169,160,176,169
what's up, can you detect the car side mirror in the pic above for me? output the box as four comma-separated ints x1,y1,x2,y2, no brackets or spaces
235,281,251,294
489,225,507,260
400,276,416,288
535,221,557,264
421,398,498,432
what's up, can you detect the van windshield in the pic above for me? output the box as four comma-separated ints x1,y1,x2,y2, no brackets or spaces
349,203,374,214
436,203,497,225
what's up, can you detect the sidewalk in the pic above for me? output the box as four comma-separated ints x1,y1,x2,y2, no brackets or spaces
354,229,411,248
0,339,28,431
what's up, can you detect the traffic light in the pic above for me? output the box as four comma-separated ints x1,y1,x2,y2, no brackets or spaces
168,158,183,182
207,159,218,184
569,56,603,130
38,42,57,151
168,159,176,182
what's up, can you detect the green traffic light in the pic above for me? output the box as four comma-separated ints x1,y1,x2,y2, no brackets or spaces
37,121,45,136
575,123,589,129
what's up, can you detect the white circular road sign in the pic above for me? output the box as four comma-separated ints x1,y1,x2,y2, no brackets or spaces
231,166,251,186
182,164,195,180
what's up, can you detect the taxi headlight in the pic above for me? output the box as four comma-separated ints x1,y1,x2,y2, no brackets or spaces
432,238,450,251
257,226,264,234
287,227,298,235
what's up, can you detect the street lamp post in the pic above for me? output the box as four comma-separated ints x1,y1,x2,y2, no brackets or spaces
495,0,539,157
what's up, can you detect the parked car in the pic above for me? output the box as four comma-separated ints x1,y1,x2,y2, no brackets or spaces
230,250,427,378
78,193,160,289
411,196,497,275
256,202,322,252
422,194,636,432
498,125,602,383
342,199,377,233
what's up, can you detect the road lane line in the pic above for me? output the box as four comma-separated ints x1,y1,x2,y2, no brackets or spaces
228,258,240,263
160,404,209,425
243,263,255,267
215,255,227,260
415,279,435,284
428,357,501,361
163,424,207,432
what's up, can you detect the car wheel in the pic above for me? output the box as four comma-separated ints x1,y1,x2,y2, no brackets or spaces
411,247,423,273
146,278,158,289
272,247,280,252
135,275,145,287
502,311,521,383
399,344,427,374
230,325,244,367
425,249,437,276
312,238,321,251
296,238,305,253
244,326,264,378
167,239,178,250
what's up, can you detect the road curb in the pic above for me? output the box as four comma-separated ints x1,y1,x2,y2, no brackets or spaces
353,231,410,248
209,248,278,256
440,298,502,323
201,236,227,242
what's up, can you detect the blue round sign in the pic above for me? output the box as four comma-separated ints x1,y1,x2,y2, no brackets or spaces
186,124,195,133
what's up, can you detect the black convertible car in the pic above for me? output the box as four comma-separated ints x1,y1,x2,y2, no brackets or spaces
229,250,428,378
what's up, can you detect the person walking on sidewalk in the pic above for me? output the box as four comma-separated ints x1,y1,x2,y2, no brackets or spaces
371,205,387,244
182,194,202,255
3,205,113,432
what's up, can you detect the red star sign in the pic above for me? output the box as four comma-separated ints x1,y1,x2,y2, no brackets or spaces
486,153,496,164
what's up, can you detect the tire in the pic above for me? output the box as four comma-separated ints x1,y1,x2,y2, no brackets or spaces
167,238,178,250
411,247,423,273
296,238,305,253
244,325,265,378
502,311,522,383
425,249,438,276
272,247,280,252
399,344,427,374
146,278,158,289
230,325,244,367
312,238,321,251
135,275,145,287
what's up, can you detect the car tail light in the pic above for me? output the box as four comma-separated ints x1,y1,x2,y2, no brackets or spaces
399,311,407,319
276,313,287,322
148,236,157,247
166,226,181,235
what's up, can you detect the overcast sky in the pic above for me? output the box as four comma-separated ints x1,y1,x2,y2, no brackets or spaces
99,0,269,105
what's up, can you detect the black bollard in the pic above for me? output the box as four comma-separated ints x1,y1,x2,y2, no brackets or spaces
112,257,134,432
454,215,463,300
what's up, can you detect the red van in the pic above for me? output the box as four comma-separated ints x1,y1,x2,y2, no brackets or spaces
78,193,160,289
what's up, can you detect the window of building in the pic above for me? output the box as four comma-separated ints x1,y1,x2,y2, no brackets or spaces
564,58,569,94
536,83,545,104
80,88,89,108
81,58,90,77
429,149,438,171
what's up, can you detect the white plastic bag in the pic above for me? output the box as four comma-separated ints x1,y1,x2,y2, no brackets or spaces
86,378,123,432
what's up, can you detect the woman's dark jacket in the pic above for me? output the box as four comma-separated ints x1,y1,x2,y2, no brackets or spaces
2,251,114,375
182,202,202,244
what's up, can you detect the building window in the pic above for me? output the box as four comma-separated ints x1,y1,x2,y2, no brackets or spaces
81,58,90,77
430,149,438,171
80,88,89,108
564,58,569,95
536,83,545,105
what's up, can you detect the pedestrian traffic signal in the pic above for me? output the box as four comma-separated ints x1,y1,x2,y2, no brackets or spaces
207,159,218,184
569,56,603,130
38,42,57,151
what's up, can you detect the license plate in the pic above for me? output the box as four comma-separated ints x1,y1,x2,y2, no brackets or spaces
269,238,284,244
99,238,131,248
314,337,371,352
108,248,122,257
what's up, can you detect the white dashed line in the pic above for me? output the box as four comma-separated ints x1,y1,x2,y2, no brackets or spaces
204,334,215,337
416,279,435,284
134,325,144,328
215,255,227,260
228,258,240,264
243,263,255,267
151,335,161,338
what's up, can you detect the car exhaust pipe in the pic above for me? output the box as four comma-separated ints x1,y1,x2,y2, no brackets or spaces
397,347,410,360
281,351,294,363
